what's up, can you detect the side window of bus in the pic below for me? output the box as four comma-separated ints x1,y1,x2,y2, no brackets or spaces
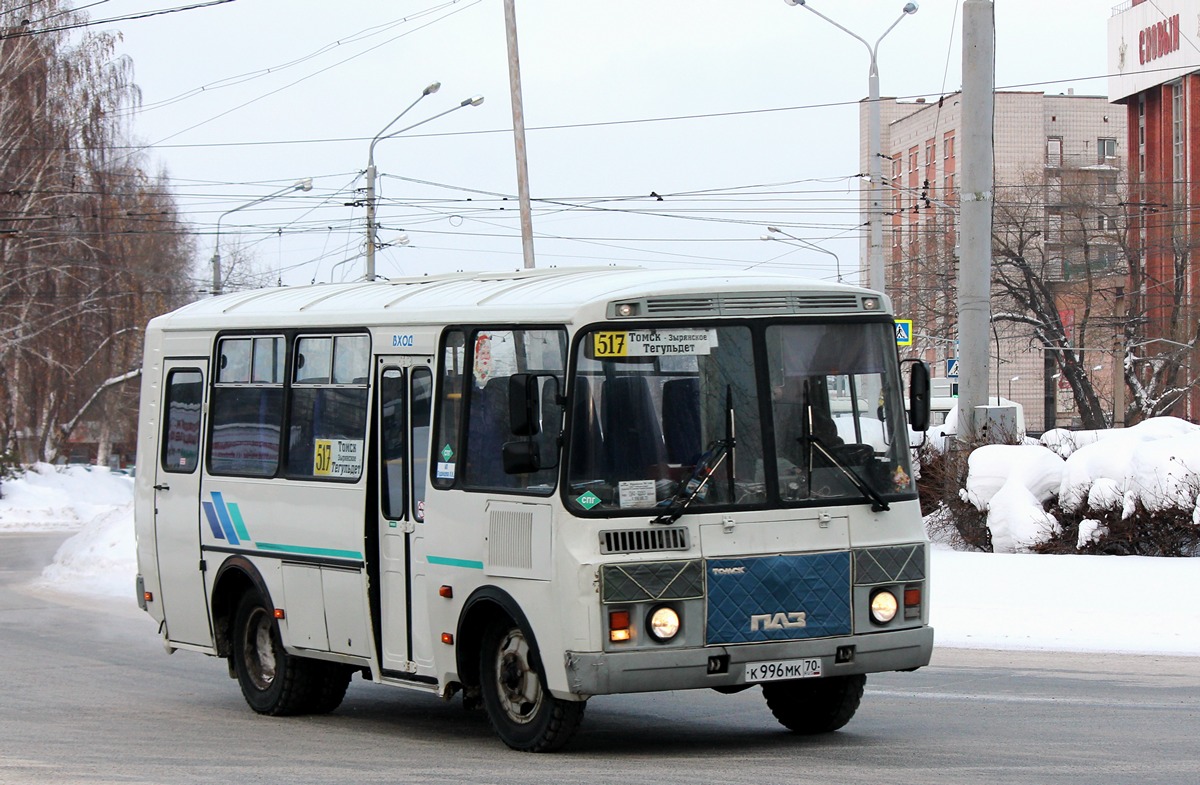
411,367,432,521
433,330,466,490
287,334,370,481
462,328,566,493
162,369,203,474
210,336,285,476
379,368,406,519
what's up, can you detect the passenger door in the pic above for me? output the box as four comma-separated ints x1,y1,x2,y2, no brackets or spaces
153,360,213,647
377,357,435,675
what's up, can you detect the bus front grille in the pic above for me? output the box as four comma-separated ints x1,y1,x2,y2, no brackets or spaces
599,526,690,555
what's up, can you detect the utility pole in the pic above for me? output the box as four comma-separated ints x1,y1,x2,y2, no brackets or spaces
955,0,994,442
504,0,536,269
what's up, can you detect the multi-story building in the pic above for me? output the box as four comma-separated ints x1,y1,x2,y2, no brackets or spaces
1108,0,1200,419
861,92,1128,431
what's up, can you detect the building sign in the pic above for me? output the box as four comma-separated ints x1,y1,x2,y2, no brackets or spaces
1139,14,1180,65
1108,0,1197,102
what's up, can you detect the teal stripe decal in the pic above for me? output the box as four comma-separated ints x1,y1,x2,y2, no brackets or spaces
427,555,485,570
227,502,251,542
254,542,364,561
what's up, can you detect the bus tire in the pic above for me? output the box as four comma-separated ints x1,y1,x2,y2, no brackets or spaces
479,619,585,752
232,590,312,716
303,662,353,715
761,674,866,734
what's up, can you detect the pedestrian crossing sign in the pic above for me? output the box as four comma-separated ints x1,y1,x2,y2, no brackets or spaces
895,319,913,346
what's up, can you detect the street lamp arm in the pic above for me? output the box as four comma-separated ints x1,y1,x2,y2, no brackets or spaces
794,2,872,54
368,81,441,166
373,95,485,154
363,91,483,282
763,226,842,281
211,177,312,296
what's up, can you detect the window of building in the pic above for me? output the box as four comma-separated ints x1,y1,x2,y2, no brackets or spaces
1098,137,1117,164
1047,175,1062,204
1046,212,1062,243
943,132,954,161
1172,81,1185,205
1098,174,1118,200
1046,137,1063,168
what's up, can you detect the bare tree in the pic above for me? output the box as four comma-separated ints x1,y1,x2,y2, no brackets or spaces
0,1,194,463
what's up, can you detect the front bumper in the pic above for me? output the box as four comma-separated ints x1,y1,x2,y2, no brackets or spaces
563,626,933,696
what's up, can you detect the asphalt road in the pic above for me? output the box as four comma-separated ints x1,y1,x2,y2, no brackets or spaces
2,531,1198,785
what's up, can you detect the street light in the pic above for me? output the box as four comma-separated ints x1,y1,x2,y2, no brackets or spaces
761,226,842,282
784,0,918,295
211,177,313,297
1008,375,1019,400
364,84,483,281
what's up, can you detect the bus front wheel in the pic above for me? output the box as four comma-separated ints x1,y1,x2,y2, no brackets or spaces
761,674,866,734
479,619,585,752
232,591,313,716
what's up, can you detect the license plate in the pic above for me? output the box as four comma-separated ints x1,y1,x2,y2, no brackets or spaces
744,657,823,682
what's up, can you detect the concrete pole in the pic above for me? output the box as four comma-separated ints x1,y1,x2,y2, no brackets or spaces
955,0,994,442
504,0,536,269
867,60,885,292
365,162,378,281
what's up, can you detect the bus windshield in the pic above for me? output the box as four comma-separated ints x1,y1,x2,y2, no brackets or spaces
565,321,916,515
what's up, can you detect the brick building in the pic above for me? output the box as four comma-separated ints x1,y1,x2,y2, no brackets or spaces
861,92,1128,431
1108,0,1200,419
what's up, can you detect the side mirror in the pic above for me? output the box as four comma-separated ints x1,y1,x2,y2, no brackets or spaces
904,359,931,432
503,373,562,474
502,441,542,474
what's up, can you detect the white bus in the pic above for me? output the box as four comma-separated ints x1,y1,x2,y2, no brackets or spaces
134,267,933,752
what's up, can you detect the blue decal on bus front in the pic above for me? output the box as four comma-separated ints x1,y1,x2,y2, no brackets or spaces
705,553,852,645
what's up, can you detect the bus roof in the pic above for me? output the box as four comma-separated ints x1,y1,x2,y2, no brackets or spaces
149,267,888,331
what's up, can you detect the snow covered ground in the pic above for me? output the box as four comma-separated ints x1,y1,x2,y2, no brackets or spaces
2,459,1198,656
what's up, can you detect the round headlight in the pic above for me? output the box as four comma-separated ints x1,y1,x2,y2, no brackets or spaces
870,590,899,624
647,606,681,641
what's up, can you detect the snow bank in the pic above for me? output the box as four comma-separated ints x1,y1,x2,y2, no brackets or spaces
0,463,133,532
961,444,1064,552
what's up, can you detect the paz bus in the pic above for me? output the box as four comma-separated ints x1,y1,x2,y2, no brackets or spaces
134,267,933,752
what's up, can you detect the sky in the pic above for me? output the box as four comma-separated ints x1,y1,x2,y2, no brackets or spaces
5,419,1199,656
71,0,1119,293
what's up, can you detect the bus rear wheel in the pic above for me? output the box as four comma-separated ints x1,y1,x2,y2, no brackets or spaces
232,591,313,716
479,619,585,752
761,674,866,734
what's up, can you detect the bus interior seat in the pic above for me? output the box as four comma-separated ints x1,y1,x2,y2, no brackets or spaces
602,376,667,482
569,377,605,479
662,378,702,466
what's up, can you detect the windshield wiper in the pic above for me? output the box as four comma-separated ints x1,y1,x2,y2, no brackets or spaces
807,435,890,512
796,380,888,512
652,437,734,525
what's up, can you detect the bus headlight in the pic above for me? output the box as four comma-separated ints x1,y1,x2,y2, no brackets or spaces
647,606,681,642
869,590,899,624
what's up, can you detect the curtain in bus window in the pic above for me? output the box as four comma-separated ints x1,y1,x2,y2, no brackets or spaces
210,336,285,477
162,370,203,473
209,387,284,476
287,334,370,481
